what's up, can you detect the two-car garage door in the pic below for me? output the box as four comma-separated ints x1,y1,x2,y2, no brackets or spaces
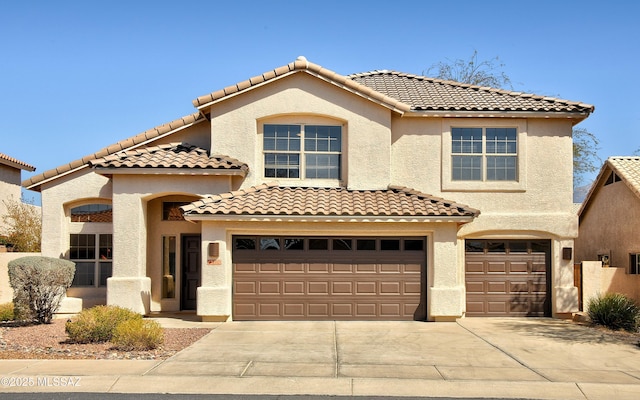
232,236,426,321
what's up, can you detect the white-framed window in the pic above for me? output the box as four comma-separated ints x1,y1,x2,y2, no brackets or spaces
263,124,342,180
630,254,640,275
452,127,517,181
70,233,113,287
442,119,527,192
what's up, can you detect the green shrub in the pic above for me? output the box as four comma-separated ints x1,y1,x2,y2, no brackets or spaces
65,305,142,343
0,303,14,321
588,292,640,332
8,256,75,324
111,318,164,351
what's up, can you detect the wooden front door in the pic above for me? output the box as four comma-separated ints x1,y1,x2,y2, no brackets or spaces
181,235,201,310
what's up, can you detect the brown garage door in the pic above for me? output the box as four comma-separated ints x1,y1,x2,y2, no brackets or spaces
232,236,426,321
465,240,551,317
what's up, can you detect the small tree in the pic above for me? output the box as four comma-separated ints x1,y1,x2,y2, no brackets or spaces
573,127,601,187
2,196,41,252
8,256,75,324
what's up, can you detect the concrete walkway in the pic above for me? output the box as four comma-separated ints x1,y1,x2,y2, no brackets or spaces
1,318,639,399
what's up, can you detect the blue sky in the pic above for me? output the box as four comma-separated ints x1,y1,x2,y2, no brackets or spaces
1,1,638,202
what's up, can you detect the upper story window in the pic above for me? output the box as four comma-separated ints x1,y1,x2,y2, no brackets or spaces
263,124,342,180
452,127,517,181
70,204,112,222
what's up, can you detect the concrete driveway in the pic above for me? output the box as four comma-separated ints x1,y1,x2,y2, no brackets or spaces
2,318,640,399
148,318,640,385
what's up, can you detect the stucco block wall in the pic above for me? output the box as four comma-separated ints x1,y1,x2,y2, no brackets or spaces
576,179,640,268
0,252,42,303
209,73,392,191
582,261,640,305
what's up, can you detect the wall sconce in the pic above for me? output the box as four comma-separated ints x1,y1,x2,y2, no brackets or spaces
208,242,219,259
562,247,572,260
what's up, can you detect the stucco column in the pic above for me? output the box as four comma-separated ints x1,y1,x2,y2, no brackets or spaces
552,239,579,317
106,184,151,314
428,224,465,321
197,222,232,321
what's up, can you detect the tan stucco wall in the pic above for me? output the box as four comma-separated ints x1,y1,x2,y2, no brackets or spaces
0,165,24,234
582,261,640,306
576,177,640,268
209,73,392,190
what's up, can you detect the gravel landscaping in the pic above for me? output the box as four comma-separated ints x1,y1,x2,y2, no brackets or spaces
0,319,213,360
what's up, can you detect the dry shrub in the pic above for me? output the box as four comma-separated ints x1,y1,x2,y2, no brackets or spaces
111,318,164,351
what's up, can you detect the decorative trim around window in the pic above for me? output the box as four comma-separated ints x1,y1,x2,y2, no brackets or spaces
263,124,342,181
442,119,527,192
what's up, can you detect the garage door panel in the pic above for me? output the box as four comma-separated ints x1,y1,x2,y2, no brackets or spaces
380,282,400,294
259,263,280,273
356,281,377,294
380,264,401,273
487,281,507,293
333,303,353,316
259,303,280,316
355,263,377,273
233,236,426,321
332,263,353,273
283,263,304,273
308,263,330,273
404,281,421,294
283,303,304,317
235,281,257,295
308,303,329,317
466,261,484,274
283,281,304,295
509,262,529,274
332,281,354,294
259,281,280,294
308,281,329,294
488,262,507,273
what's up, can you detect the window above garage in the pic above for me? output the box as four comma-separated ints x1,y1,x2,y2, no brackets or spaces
263,124,342,180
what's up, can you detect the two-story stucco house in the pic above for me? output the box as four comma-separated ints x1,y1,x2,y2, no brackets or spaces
1,153,35,236
23,57,593,321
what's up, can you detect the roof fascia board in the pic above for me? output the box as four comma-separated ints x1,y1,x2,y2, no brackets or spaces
183,214,475,223
196,70,408,115
0,159,35,171
93,168,246,177
403,110,591,120
23,117,206,191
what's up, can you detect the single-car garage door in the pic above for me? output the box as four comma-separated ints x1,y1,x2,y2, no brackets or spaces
465,240,551,317
232,236,426,321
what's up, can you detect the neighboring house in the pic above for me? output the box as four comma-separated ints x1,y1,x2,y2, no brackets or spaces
0,152,36,237
22,57,593,321
575,157,640,303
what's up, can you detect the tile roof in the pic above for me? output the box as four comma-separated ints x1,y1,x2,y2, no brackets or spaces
90,143,248,174
348,70,595,114
193,56,593,116
193,57,411,114
607,157,640,198
181,183,480,219
578,156,640,217
23,112,205,190
0,153,35,171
